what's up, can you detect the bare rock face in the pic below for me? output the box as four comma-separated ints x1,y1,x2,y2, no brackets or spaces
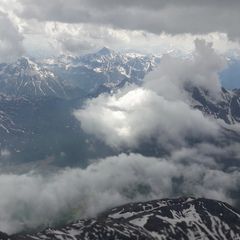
190,86,240,124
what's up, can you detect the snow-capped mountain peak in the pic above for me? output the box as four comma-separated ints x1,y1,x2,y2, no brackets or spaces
97,46,115,56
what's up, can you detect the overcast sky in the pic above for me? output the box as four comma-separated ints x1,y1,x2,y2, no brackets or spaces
0,0,240,60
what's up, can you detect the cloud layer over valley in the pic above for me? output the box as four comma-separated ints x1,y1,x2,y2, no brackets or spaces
0,148,239,234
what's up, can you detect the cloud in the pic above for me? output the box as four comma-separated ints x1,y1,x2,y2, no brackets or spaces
74,40,224,148
0,0,239,59
0,11,25,62
44,23,132,55
75,87,218,148
16,0,240,40
42,22,240,56
1,1,240,58
0,154,176,233
144,39,227,100
0,150,239,234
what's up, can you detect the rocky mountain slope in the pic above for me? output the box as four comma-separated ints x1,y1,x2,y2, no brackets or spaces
0,94,28,135
1,197,239,240
0,57,66,98
0,48,160,99
1,49,239,127
185,86,240,124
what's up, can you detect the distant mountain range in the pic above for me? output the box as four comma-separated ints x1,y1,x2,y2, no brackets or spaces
0,48,239,125
0,48,160,99
2,197,239,240
44,47,160,95
0,48,160,166
0,47,239,168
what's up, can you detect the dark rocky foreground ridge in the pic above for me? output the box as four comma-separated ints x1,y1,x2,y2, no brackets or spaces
1,197,240,240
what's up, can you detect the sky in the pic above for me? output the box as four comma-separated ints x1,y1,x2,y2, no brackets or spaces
1,0,240,60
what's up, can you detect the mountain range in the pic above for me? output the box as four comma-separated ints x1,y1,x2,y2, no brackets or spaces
0,48,239,168
0,48,239,123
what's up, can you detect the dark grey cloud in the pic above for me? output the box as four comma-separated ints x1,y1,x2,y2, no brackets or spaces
17,0,240,39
